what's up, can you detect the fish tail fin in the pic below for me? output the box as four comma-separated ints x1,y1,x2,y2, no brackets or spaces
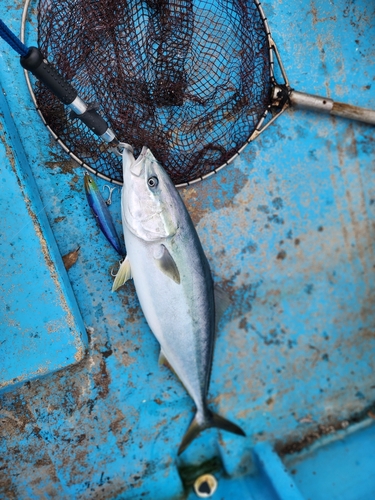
210,411,246,437
177,409,245,455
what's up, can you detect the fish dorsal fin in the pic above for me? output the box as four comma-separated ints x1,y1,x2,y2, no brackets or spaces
153,244,180,284
112,256,132,291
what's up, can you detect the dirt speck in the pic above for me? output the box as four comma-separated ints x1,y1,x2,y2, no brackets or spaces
93,359,110,398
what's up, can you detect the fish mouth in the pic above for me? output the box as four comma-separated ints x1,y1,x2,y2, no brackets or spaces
129,147,148,177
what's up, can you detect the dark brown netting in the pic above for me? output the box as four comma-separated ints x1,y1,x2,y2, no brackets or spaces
35,0,272,184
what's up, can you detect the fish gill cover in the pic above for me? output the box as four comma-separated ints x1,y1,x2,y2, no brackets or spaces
34,0,271,184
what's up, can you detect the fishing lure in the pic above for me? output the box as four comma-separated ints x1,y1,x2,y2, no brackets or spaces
84,173,125,257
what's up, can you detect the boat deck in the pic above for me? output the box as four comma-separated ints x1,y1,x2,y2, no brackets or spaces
1,0,374,498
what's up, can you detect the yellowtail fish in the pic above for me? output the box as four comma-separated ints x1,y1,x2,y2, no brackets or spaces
113,147,245,454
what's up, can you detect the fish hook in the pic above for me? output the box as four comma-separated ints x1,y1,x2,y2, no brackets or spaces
110,142,134,157
102,185,117,206
110,259,123,277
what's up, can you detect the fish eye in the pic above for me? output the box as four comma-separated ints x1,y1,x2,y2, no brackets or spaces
148,176,158,188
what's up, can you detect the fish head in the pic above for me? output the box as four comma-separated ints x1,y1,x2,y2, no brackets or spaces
122,147,180,241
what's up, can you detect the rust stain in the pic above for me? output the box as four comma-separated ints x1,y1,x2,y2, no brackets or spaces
336,124,374,289
275,400,375,457
54,216,66,223
0,471,16,500
112,339,137,367
69,173,81,192
0,397,34,434
93,359,111,399
109,408,127,433
119,282,144,324
179,167,250,225
45,158,80,175
309,1,337,26
358,328,375,343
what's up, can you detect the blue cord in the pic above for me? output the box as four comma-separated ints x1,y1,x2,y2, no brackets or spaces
0,18,29,57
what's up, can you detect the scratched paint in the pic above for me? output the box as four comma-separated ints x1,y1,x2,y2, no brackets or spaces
1,0,375,498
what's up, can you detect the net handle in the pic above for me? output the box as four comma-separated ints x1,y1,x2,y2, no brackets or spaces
289,90,375,125
258,0,375,128
19,5,119,145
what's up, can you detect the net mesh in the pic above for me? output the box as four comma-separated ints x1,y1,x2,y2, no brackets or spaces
35,0,271,184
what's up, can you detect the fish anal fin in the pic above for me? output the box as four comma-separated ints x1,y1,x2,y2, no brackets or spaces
158,349,170,368
158,349,178,377
154,244,180,284
178,410,245,455
112,257,132,291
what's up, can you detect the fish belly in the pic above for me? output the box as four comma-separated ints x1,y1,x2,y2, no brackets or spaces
124,225,214,410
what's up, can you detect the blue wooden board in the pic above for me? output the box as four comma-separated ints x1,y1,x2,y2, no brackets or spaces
1,0,375,498
0,50,87,391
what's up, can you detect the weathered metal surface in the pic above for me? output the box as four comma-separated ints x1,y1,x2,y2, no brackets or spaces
0,0,375,498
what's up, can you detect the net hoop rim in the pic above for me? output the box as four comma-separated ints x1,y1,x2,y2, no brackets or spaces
21,0,287,187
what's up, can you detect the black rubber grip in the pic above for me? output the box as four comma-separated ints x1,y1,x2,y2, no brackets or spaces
75,107,109,136
20,47,77,105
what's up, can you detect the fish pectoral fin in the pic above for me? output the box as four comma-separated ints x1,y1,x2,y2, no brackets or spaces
154,244,180,284
112,257,132,291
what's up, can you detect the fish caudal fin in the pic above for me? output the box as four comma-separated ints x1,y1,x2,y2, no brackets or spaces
177,409,246,455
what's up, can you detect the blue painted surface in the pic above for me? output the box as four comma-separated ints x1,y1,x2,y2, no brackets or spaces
283,421,375,500
253,442,304,500
0,0,375,498
0,60,87,391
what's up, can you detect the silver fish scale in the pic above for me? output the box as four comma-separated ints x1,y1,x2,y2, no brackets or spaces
123,212,215,414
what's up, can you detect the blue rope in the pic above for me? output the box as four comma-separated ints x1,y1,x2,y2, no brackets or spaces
0,18,29,57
